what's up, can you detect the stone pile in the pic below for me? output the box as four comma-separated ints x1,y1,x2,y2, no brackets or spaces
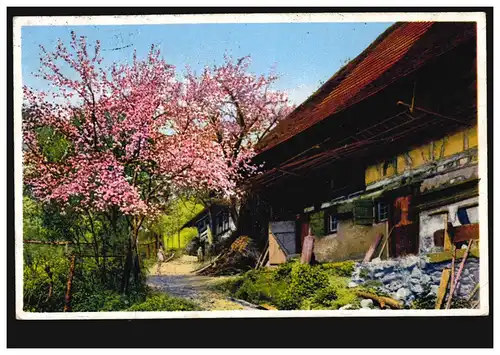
350,255,479,307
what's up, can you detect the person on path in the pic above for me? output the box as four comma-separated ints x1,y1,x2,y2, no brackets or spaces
156,247,165,275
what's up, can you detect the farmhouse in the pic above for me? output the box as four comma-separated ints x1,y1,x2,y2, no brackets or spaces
243,21,480,275
181,203,236,247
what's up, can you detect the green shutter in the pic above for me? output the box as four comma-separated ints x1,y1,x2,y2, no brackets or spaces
310,211,326,237
337,202,354,214
353,199,374,225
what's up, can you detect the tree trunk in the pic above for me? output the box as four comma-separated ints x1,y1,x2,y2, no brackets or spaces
120,243,132,293
64,255,76,312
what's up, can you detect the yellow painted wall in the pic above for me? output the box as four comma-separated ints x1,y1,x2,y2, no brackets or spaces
365,123,478,186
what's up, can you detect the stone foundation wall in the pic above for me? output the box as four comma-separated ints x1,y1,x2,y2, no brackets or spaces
350,254,480,306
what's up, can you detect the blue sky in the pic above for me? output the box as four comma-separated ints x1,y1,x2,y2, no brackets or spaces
21,22,393,105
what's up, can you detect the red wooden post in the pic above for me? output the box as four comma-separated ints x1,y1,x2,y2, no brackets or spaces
300,235,315,265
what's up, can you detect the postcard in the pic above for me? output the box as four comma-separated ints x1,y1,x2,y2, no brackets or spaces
13,10,489,322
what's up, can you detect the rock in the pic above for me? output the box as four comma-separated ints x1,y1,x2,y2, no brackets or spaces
410,283,424,294
430,285,439,296
420,274,431,284
411,267,422,279
371,257,382,264
339,304,353,310
431,273,443,283
360,299,374,309
374,272,385,278
348,282,358,288
381,272,400,283
399,255,420,269
385,280,404,292
395,287,411,301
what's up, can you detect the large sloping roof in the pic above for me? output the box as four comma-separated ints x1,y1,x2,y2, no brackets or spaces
255,21,473,153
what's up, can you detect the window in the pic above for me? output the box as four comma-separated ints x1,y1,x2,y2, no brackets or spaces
216,211,230,235
328,214,338,233
377,201,389,222
196,219,207,231
382,157,398,176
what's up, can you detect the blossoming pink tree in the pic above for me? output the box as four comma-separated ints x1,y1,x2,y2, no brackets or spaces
23,33,238,290
23,32,293,290
180,55,294,228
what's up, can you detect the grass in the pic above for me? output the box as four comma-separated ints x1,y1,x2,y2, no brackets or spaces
214,260,371,310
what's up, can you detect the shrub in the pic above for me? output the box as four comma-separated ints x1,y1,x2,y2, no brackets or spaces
321,260,355,277
308,287,339,309
223,260,364,311
234,269,278,304
212,275,245,294
288,263,330,299
127,294,199,312
272,260,295,281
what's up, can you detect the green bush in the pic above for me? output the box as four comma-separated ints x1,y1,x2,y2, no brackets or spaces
234,269,280,305
289,263,330,298
308,287,339,309
127,294,199,312
321,260,355,277
212,275,245,294
275,262,330,310
223,260,365,311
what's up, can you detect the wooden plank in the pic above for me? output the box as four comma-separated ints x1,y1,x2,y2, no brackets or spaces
435,268,451,309
446,245,457,309
452,224,479,243
258,246,270,268
255,239,269,269
300,235,315,264
191,253,223,274
364,233,383,263
268,232,288,265
433,224,479,245
446,239,474,309
428,247,479,263
378,226,395,259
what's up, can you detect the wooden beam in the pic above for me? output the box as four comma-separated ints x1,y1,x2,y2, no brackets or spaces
364,234,383,263
447,239,474,309
435,268,451,309
428,247,479,263
356,291,402,309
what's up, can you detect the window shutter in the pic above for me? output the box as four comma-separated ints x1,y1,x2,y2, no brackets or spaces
337,202,354,214
353,199,374,225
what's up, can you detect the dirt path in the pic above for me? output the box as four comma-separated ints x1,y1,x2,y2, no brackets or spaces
146,255,255,311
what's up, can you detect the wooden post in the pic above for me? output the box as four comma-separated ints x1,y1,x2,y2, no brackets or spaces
300,235,315,265
446,239,474,309
446,243,458,309
364,234,383,263
435,268,451,309
64,255,76,312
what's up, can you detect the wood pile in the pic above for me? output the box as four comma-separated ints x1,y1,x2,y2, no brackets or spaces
194,236,260,276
